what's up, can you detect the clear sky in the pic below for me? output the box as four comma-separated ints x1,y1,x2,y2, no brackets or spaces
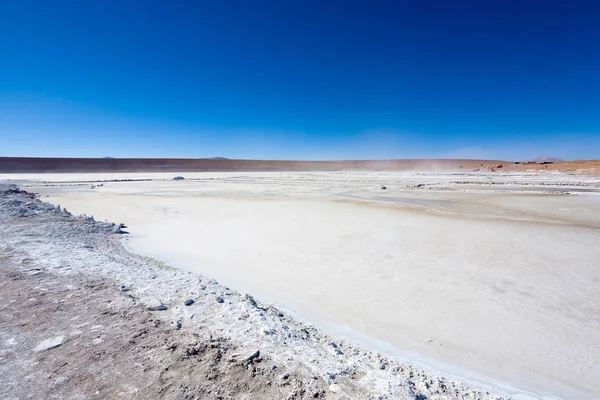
1,1,598,160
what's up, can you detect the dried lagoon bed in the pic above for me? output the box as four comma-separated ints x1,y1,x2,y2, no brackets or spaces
3,171,600,400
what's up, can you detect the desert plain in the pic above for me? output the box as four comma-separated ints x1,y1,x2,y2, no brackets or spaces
1,164,599,400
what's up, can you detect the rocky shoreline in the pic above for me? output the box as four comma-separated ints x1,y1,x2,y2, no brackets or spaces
0,184,508,400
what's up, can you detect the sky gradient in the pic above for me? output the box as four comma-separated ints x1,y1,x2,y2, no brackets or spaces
1,1,599,160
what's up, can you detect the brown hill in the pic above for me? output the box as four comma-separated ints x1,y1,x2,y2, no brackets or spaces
1,157,598,175
509,159,600,175
0,157,504,173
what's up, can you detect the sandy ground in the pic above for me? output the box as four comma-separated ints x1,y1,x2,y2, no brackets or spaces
3,171,600,399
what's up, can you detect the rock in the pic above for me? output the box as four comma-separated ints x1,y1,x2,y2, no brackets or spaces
379,363,386,370
246,350,260,364
120,285,130,292
147,304,168,311
381,185,387,190
53,376,70,386
184,299,194,306
113,223,125,234
173,176,185,181
216,297,224,303
34,336,64,352
244,294,258,307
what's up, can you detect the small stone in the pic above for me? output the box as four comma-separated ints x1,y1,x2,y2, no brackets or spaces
216,297,224,303
184,299,194,306
113,223,125,234
244,294,258,307
379,363,386,370
54,376,69,386
147,304,168,311
246,350,260,364
28,270,43,276
34,336,64,352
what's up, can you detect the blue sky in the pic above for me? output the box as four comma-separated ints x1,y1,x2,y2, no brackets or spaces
1,1,598,160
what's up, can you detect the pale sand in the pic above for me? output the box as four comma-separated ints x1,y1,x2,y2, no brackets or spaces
11,171,600,400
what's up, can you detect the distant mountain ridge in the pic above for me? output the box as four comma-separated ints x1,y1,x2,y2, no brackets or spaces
0,157,504,173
